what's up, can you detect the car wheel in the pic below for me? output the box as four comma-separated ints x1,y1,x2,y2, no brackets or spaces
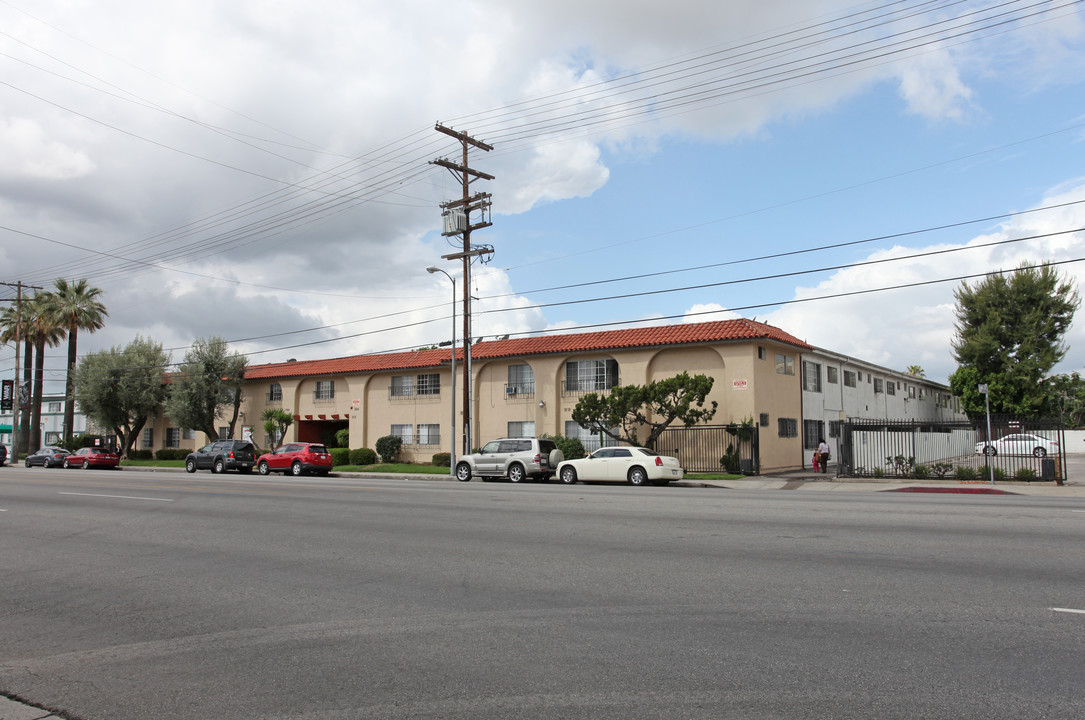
258,461,270,475
628,466,648,485
185,458,197,473
63,459,70,469
43,459,51,468
508,463,525,483
560,466,578,485
455,462,472,482
1033,447,1047,458
213,458,225,474
983,445,997,457
83,460,90,470
291,461,303,477
25,458,31,468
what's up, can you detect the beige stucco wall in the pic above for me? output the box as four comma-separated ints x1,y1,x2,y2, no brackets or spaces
140,339,810,470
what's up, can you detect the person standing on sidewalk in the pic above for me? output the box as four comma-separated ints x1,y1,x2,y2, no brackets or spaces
816,438,830,473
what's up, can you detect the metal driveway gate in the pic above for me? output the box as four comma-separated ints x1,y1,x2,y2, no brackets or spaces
658,424,760,475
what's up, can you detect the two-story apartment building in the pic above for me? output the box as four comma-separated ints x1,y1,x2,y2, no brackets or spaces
139,318,964,473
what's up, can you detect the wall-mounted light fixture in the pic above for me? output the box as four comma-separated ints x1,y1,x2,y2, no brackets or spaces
538,401,545,408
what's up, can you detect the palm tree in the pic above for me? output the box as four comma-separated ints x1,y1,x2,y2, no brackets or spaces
26,293,65,453
46,279,108,442
0,303,34,459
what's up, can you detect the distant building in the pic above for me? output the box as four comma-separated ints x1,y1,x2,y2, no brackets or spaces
140,319,965,472
1,393,89,453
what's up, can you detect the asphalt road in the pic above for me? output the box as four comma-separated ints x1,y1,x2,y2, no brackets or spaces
1,467,1083,719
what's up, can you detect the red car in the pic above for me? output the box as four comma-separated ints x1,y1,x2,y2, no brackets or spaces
63,446,119,470
256,442,333,476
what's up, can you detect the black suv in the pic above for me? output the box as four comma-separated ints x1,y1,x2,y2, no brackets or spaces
185,440,257,474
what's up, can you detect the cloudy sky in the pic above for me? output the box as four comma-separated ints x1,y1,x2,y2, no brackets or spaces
3,0,1085,395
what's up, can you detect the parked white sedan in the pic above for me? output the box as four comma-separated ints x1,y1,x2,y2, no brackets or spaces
557,446,684,486
975,433,1059,458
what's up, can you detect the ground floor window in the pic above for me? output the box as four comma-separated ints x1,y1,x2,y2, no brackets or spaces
142,428,154,448
391,424,413,444
564,421,618,452
508,421,535,438
416,424,440,445
803,420,824,450
777,418,798,439
165,428,180,448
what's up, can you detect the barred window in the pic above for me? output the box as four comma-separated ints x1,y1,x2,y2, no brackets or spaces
803,420,824,449
391,424,413,444
416,424,440,445
777,418,798,438
508,364,535,394
315,380,335,400
391,376,414,397
565,359,619,392
417,373,440,395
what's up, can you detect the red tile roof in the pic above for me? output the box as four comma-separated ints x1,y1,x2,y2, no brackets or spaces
245,319,810,380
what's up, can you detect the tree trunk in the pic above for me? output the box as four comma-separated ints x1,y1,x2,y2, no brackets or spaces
17,337,33,459
63,329,78,442
29,337,45,453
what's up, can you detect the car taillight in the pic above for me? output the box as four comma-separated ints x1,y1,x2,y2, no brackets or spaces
228,450,235,458
654,456,663,466
533,453,541,463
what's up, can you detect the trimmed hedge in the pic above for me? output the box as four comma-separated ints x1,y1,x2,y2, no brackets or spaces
375,435,402,463
154,448,189,461
330,447,351,466
128,449,153,460
431,452,451,468
350,447,378,465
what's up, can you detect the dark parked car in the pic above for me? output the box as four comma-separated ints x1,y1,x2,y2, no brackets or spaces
184,440,257,474
25,446,71,468
0,444,6,466
256,442,333,476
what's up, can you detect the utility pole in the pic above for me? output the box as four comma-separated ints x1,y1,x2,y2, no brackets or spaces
430,123,493,455
1,281,43,462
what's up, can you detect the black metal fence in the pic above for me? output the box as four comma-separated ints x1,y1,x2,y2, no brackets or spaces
657,424,760,475
838,417,1066,483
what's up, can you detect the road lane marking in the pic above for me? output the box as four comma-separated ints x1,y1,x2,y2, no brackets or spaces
1051,608,1085,615
58,492,173,502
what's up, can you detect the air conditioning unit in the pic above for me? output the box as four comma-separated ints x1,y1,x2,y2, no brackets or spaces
443,211,467,235
506,387,517,395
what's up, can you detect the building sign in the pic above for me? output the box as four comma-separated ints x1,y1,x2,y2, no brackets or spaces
1,379,12,412
732,379,749,390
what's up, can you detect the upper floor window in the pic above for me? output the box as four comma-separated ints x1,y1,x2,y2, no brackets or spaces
886,381,896,396
843,370,857,388
507,364,535,394
314,380,335,400
826,366,839,384
874,378,884,394
565,359,619,392
267,383,282,402
776,354,795,376
417,373,440,395
47,401,62,413
391,376,414,397
802,361,821,392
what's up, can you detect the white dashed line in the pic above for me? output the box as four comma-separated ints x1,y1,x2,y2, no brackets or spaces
1051,608,1085,615
58,492,173,502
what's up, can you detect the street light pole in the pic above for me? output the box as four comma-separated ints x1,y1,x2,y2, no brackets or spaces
979,383,994,485
427,267,456,476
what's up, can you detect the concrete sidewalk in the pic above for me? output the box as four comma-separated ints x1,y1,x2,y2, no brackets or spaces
676,470,1085,496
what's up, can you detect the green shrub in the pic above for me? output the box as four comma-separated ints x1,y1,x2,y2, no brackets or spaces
719,442,740,473
913,464,930,479
954,465,978,481
932,462,953,479
432,452,451,467
350,447,378,465
1014,467,1037,480
335,428,350,448
376,435,402,463
128,449,153,460
992,466,1008,480
154,448,188,461
872,466,885,478
330,448,351,466
539,433,586,461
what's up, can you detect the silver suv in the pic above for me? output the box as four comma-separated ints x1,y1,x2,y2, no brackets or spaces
455,437,564,483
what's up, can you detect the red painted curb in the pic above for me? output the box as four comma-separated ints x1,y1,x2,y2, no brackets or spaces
889,486,1015,495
